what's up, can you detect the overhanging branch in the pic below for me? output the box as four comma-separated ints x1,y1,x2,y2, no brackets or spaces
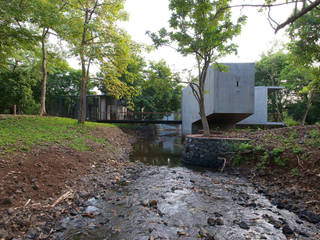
275,0,320,32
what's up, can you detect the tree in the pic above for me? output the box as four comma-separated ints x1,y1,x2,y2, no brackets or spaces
148,0,246,136
63,0,132,124
255,51,290,122
255,51,315,125
0,0,38,70
287,7,320,125
133,60,182,116
29,0,69,116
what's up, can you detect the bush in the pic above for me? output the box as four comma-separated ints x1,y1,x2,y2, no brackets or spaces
291,168,299,177
285,116,299,126
271,146,285,156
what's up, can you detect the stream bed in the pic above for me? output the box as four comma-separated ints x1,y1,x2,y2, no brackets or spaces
57,126,319,240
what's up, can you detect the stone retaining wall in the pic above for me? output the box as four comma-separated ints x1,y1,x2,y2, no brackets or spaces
183,136,248,169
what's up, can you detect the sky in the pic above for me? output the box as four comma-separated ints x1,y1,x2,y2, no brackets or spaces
118,0,294,74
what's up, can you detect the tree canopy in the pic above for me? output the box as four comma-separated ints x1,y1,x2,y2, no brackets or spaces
149,0,246,135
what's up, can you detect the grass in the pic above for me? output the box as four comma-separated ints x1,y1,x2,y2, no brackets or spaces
0,116,116,154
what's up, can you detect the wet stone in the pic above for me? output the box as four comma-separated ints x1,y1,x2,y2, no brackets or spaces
239,221,250,230
282,224,294,235
207,217,224,226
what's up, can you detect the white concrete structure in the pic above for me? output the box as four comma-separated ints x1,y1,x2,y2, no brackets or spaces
182,63,284,135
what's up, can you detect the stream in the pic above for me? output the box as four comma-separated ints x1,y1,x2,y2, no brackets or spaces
57,125,319,240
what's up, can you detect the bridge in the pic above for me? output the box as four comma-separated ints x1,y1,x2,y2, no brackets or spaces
96,112,182,124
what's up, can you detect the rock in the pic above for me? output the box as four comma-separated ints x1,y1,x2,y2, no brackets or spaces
26,228,38,239
239,221,249,230
7,208,14,215
84,206,100,216
32,183,39,190
149,199,158,208
282,224,294,235
214,212,223,217
207,217,224,226
140,200,149,207
298,210,320,224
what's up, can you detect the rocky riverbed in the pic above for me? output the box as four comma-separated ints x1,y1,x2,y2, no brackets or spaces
54,165,319,240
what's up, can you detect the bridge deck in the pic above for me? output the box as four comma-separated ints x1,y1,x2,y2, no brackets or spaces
97,120,182,124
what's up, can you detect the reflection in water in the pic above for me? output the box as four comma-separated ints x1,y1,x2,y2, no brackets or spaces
130,125,183,167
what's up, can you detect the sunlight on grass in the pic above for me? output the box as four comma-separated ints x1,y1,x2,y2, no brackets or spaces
0,116,116,154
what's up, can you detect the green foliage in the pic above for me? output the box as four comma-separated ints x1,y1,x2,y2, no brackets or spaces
291,168,299,177
258,152,269,169
292,145,303,155
289,130,298,139
237,143,254,152
285,116,300,126
133,60,182,114
306,129,320,147
233,154,242,166
274,156,285,167
0,0,39,69
271,146,284,156
0,69,39,114
0,116,116,154
254,145,265,153
309,129,320,139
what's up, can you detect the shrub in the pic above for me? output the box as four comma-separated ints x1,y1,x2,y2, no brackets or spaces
274,156,285,166
258,152,269,169
292,145,303,155
237,143,253,152
291,168,299,177
285,116,299,126
271,146,285,156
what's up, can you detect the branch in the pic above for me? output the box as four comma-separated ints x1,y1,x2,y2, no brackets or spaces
275,0,320,32
230,2,301,9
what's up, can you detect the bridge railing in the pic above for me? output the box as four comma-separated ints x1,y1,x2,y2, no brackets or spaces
100,112,181,121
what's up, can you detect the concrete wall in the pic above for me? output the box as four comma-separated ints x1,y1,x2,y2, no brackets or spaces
182,63,255,135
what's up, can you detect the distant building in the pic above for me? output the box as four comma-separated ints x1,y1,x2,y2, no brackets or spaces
47,95,128,121
181,63,284,135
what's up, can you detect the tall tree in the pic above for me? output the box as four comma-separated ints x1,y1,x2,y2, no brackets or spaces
148,0,246,136
64,0,131,124
29,0,69,116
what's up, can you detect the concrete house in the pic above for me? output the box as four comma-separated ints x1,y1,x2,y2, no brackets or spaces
181,63,284,135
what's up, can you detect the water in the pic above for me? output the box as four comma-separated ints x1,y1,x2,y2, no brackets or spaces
58,125,320,240
129,126,183,167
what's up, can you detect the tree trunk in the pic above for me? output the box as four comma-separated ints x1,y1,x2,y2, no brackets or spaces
199,97,210,136
275,91,284,122
78,56,87,124
78,12,89,124
40,28,49,117
198,65,210,136
13,105,16,116
301,89,314,126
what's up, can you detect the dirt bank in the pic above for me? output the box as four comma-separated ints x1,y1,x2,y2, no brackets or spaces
0,117,143,239
226,125,320,225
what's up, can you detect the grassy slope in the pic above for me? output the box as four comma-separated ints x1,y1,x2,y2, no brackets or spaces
0,116,117,154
